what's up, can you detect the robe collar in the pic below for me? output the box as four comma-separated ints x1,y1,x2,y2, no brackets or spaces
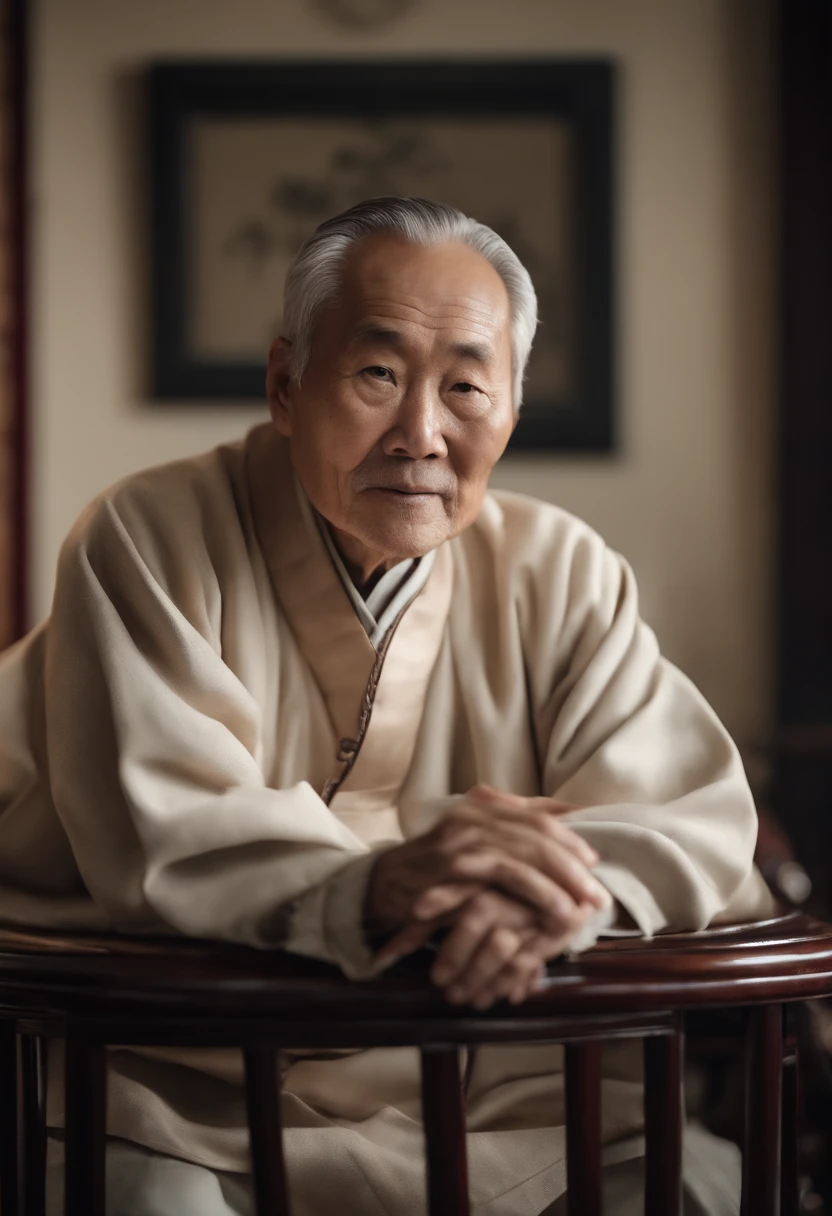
245,423,453,749
299,481,437,648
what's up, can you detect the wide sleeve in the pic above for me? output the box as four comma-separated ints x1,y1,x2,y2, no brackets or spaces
528,529,772,937
44,491,388,978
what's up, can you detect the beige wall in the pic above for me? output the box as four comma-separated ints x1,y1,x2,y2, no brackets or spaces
30,0,775,753
0,3,13,651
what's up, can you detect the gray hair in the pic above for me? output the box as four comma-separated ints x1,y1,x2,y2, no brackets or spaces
282,197,539,410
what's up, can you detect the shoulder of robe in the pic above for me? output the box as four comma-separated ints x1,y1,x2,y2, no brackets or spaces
58,436,251,605
463,489,631,613
463,493,655,714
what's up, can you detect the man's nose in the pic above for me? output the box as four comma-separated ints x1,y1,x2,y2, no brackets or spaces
382,382,448,460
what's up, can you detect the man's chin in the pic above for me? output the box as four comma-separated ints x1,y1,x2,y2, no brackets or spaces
351,503,451,560
357,522,447,562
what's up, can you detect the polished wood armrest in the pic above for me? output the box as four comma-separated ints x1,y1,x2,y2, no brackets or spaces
1,912,830,1216
0,910,830,1033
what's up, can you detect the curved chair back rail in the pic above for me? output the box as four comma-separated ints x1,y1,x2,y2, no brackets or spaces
0,912,830,1216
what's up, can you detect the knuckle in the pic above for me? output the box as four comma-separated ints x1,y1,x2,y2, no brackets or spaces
506,955,529,981
531,810,556,836
551,820,579,846
539,931,565,956
471,891,499,917
448,801,476,824
447,850,478,878
463,845,498,873
493,855,521,880
516,838,537,864
516,954,540,980
561,903,585,930
491,927,520,957
559,854,588,888
545,898,577,930
460,905,492,935
539,839,563,872
551,848,586,886
433,821,457,851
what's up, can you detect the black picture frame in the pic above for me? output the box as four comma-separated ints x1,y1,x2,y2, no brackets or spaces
150,60,615,452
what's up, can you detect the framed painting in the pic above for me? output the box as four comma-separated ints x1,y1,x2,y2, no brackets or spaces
150,60,615,451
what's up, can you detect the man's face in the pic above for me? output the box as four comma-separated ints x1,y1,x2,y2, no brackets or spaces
267,234,516,583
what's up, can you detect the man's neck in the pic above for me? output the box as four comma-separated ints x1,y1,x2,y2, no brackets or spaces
326,523,405,594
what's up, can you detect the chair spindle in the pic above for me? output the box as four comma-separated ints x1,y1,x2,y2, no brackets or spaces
565,1041,602,1216
64,1031,106,1216
780,1041,799,1216
19,1034,46,1216
644,1029,683,1216
420,1045,470,1216
742,1004,783,1216
0,1020,19,1216
244,1046,292,1216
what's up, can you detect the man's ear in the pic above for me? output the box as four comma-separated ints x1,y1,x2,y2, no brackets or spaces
266,337,295,436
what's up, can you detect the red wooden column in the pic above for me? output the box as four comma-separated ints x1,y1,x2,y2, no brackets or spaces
644,1027,684,1216
420,1045,470,1216
565,1041,602,1216
244,1046,292,1216
742,1004,783,1216
780,1038,799,1216
0,1020,19,1216
64,1029,107,1216
19,1033,46,1216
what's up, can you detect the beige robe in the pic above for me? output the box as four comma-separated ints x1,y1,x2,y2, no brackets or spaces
0,423,773,1215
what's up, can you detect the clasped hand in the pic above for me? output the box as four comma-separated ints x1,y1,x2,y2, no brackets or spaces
364,786,610,1010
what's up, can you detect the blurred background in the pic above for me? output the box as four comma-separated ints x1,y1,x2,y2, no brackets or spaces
5,0,780,755
3,0,831,893
0,0,831,1203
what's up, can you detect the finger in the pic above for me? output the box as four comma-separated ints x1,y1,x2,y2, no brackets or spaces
530,816,600,867
501,813,599,870
526,794,582,817
437,796,599,877
412,881,484,921
469,785,579,815
431,895,594,999
466,951,543,1011
429,820,484,859
420,825,603,910
468,785,582,823
448,851,605,924
454,795,599,869
429,895,500,988
467,820,606,904
445,926,523,1006
376,921,436,962
435,805,600,890
419,887,538,942
509,958,548,1005
390,879,548,967
466,784,526,809
474,952,544,1010
520,904,598,961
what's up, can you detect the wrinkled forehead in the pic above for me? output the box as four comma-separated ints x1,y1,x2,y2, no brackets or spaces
320,234,513,358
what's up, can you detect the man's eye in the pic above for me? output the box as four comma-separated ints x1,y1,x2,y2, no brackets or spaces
363,366,393,381
452,382,479,394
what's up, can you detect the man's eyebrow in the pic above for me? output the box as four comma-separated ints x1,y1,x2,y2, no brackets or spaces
447,340,495,365
350,323,495,365
349,322,403,347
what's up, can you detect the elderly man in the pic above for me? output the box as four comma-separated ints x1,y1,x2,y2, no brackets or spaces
0,197,771,1215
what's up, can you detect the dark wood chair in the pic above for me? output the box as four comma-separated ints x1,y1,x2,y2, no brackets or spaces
1,912,831,1216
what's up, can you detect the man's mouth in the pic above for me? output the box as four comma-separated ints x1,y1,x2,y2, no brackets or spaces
376,486,440,496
